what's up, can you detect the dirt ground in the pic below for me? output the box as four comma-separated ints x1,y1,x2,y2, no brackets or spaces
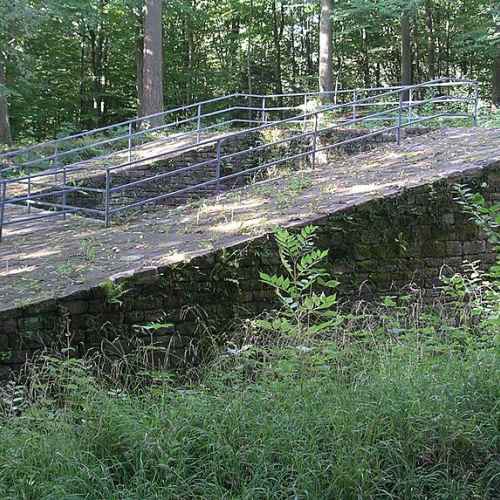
1,127,499,313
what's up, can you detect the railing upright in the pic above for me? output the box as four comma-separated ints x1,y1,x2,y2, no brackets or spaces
128,122,133,162
396,91,404,145
473,83,479,127
312,113,319,169
27,172,32,215
261,97,267,124
215,139,222,193
104,167,111,227
408,88,413,124
197,103,202,143
62,166,68,220
0,178,6,243
352,89,357,125
303,94,308,132
247,95,252,123
53,144,59,214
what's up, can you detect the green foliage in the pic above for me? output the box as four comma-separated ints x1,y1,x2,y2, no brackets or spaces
0,0,497,142
448,184,500,333
453,183,500,248
99,279,129,306
258,225,341,337
0,340,498,499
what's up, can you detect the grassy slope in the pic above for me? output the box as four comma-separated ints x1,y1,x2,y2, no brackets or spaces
0,341,498,500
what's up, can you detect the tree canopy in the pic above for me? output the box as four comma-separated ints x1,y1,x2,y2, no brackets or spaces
0,0,497,143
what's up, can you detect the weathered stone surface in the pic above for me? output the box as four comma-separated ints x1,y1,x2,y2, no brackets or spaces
0,127,498,375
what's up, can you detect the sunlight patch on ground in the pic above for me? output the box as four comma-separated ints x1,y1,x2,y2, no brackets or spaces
18,248,60,260
0,265,38,277
347,183,387,194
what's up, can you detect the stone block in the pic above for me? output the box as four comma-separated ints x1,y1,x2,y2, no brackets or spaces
0,319,17,336
445,241,463,257
124,311,145,324
63,301,89,315
441,213,455,225
0,334,10,351
88,300,106,313
18,316,41,333
143,310,166,323
463,240,486,255
421,241,446,258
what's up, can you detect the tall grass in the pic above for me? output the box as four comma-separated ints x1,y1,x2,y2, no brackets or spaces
0,335,498,499
0,189,498,499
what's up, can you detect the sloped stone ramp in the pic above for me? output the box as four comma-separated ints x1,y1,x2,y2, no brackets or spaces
0,127,498,375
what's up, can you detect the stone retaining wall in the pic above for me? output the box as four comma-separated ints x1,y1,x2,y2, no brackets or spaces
0,160,497,377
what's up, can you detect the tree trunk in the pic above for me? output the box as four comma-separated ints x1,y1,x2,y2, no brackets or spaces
319,0,333,103
133,4,144,118
142,0,164,127
494,20,500,108
136,25,144,117
185,12,194,104
362,28,370,88
424,0,435,80
290,17,297,88
230,15,240,91
247,0,253,95
0,61,12,146
400,9,412,100
272,0,284,95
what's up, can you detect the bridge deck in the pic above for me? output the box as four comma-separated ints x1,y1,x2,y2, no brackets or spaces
1,127,499,313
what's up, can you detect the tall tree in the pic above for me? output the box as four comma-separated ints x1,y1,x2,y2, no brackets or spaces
319,0,333,102
271,0,285,94
494,15,500,107
134,5,144,116
0,59,11,145
424,0,435,80
142,0,164,126
400,9,412,85
0,0,27,145
400,7,412,100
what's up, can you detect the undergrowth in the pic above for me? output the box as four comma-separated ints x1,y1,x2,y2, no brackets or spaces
0,186,498,499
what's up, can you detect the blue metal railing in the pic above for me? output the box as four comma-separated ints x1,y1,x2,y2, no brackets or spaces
0,78,479,242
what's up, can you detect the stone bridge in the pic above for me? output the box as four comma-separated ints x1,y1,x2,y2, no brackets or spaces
0,127,498,375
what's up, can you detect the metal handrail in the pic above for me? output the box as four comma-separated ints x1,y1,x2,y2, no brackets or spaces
1,78,476,181
0,93,240,160
0,78,479,242
0,77,474,172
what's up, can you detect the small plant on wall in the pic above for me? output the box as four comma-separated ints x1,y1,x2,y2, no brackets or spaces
258,225,342,337
448,184,500,332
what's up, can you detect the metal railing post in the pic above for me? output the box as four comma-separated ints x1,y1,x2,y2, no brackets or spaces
261,97,267,124
303,94,308,132
197,103,202,143
62,166,67,220
0,178,6,243
215,139,222,194
408,88,413,124
128,122,133,162
352,89,357,125
472,83,479,127
27,171,32,215
312,113,319,169
247,95,252,123
53,144,59,211
54,144,59,168
104,167,111,227
396,92,403,145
